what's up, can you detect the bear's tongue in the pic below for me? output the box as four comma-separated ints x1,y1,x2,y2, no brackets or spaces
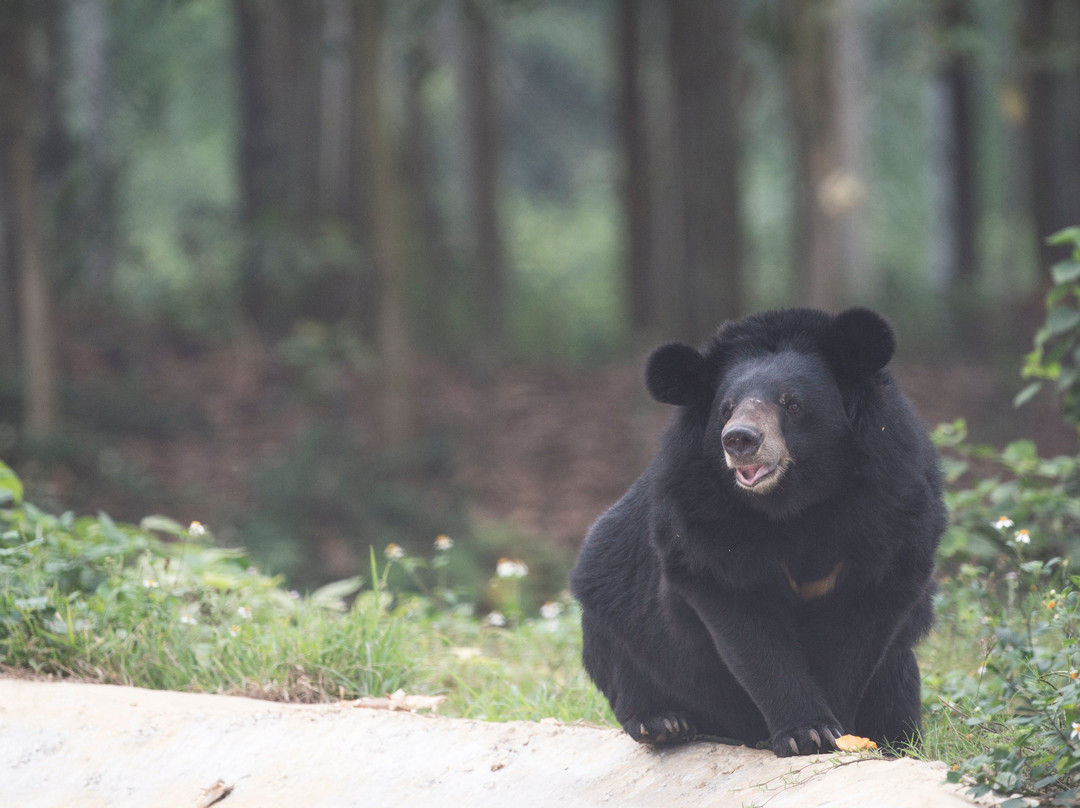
736,464,770,486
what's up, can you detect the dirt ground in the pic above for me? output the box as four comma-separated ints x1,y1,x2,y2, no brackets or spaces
0,678,1012,808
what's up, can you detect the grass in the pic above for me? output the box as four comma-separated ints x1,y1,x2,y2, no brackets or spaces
0,469,610,724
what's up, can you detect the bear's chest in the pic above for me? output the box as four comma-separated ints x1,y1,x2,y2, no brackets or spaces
772,520,849,600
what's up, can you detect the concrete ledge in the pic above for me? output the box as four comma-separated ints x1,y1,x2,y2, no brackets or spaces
0,679,992,807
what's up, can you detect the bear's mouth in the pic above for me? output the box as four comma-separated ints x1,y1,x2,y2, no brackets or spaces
733,463,778,489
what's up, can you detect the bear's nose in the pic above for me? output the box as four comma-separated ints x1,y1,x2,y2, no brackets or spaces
721,424,764,458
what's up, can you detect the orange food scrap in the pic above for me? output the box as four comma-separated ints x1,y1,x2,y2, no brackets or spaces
835,734,877,752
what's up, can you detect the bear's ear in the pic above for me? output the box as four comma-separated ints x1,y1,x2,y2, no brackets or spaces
645,342,709,406
828,308,896,379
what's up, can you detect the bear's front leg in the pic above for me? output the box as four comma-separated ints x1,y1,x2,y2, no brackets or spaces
800,575,935,747
673,579,844,756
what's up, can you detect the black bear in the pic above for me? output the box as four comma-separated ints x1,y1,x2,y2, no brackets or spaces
569,308,944,757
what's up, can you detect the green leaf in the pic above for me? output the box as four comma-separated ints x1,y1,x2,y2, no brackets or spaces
139,515,188,538
1014,382,1043,408
1058,366,1079,393
1032,774,1061,790
1051,260,1080,285
311,576,365,611
1045,306,1080,336
1047,226,1080,248
999,799,1030,808
13,596,49,611
0,461,24,507
1001,440,1037,464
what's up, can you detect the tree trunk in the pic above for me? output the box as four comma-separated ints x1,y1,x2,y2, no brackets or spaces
0,6,57,437
667,0,744,340
0,160,15,373
1021,0,1080,274
355,0,411,445
832,0,873,302
458,0,507,361
234,0,323,328
783,0,842,310
617,0,654,339
68,0,114,291
402,24,454,355
942,0,979,287
318,0,353,221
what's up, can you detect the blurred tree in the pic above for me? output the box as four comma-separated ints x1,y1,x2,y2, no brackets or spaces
355,0,412,445
936,0,979,290
1020,0,1080,274
67,0,115,292
234,0,323,331
832,0,873,302
318,0,352,221
457,0,508,361
616,0,655,339
0,2,58,436
783,0,840,308
781,0,873,309
667,0,744,339
0,151,14,373
402,13,455,355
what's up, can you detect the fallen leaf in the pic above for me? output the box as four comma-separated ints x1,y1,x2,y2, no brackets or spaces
835,734,877,752
352,689,448,714
192,779,233,808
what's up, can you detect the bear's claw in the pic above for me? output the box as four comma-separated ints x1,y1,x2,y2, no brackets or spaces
630,713,695,746
773,722,843,757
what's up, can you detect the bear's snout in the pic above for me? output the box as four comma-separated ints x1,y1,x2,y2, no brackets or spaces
721,423,763,458
720,399,790,492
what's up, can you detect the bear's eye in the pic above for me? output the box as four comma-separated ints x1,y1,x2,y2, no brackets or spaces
783,397,801,414
720,401,734,421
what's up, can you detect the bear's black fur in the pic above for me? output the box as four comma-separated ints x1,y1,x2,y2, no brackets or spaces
569,308,945,757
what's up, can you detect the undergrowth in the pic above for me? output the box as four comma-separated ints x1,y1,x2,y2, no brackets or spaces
0,461,610,724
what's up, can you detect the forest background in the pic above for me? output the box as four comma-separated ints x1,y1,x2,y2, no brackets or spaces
1,0,1079,598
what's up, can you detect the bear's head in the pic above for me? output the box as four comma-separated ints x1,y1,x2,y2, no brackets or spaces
644,308,895,517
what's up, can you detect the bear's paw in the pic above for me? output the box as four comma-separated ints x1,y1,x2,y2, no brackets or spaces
771,721,843,757
627,712,696,746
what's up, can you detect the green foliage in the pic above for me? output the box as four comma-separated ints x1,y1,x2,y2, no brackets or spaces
925,428,1080,803
933,419,1080,564
109,0,242,338
506,192,622,363
242,426,469,587
1019,227,1080,428
0,459,607,723
928,560,1080,804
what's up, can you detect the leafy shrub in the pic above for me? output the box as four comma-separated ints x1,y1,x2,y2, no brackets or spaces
934,420,1080,565
917,228,1080,803
930,549,1080,805
1019,226,1080,430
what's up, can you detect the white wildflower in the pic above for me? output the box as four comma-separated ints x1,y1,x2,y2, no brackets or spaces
540,601,563,620
496,558,528,579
